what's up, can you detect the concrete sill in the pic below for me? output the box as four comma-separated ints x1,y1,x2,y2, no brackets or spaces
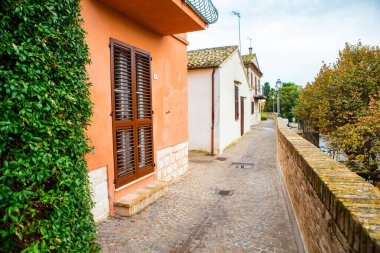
114,181,168,216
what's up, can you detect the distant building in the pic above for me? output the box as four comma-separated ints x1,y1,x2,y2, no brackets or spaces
187,46,251,154
242,49,265,125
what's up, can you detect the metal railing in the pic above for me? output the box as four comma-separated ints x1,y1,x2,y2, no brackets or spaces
255,85,268,97
298,119,319,147
183,0,218,24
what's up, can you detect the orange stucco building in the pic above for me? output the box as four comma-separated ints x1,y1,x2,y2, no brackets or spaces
81,0,218,221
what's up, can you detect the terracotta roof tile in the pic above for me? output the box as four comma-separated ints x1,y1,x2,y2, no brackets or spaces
242,53,263,76
241,54,256,65
187,46,238,69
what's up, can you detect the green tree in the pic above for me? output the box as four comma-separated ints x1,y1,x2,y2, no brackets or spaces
263,82,300,120
263,82,271,97
295,42,380,184
264,88,276,112
334,94,380,185
0,0,99,251
279,83,301,121
263,82,274,112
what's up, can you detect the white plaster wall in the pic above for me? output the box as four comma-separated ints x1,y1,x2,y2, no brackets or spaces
214,69,221,153
218,51,251,153
188,68,214,152
89,166,109,223
248,67,263,126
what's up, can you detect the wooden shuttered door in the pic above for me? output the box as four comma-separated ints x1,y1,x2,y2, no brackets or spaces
234,85,239,120
110,39,154,188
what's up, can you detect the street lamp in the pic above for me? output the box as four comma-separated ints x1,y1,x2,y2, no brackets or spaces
232,11,241,54
276,79,282,117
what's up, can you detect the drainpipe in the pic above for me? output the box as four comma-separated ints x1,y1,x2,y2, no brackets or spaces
211,67,216,155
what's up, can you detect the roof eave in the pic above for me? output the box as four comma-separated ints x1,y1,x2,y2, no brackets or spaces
188,65,219,70
245,62,263,77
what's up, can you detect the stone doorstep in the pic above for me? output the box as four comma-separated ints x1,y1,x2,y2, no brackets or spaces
114,181,168,217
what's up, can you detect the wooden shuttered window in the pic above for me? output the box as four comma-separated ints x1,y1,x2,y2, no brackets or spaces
234,84,239,120
111,39,154,188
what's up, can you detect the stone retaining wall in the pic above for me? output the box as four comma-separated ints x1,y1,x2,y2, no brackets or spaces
156,141,189,182
89,166,109,223
276,118,380,253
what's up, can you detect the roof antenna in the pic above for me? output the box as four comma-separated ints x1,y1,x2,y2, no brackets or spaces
247,37,253,55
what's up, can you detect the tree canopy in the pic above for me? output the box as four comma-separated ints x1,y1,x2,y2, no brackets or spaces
264,82,301,121
295,42,380,185
279,83,301,120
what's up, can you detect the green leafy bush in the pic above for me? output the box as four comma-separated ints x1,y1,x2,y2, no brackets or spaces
261,113,268,120
0,0,99,251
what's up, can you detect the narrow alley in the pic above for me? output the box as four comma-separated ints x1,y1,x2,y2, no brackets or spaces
97,120,300,253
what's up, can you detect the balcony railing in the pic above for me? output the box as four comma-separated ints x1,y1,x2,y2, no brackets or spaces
183,0,218,24
254,85,268,97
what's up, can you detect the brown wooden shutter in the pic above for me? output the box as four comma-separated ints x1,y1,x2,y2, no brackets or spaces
111,39,154,188
135,51,154,173
115,128,135,178
235,85,239,120
113,45,133,121
136,52,152,119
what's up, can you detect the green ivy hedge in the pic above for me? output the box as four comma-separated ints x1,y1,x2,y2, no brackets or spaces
0,0,99,251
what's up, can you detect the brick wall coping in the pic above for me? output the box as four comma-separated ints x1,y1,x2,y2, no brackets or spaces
277,118,380,251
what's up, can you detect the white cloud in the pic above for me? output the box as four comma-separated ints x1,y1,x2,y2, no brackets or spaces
188,0,380,87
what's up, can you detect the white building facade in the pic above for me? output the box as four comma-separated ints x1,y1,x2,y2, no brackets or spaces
242,52,265,126
187,46,251,154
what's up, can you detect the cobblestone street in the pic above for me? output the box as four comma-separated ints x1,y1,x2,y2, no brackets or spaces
97,120,299,253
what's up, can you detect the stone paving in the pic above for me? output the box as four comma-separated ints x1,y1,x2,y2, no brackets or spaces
97,120,299,253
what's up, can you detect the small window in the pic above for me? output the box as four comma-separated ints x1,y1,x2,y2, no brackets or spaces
235,84,239,120
251,101,254,115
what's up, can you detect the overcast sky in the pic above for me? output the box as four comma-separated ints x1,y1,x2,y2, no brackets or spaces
187,0,380,88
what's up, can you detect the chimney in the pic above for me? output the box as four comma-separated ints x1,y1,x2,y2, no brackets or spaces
249,47,253,55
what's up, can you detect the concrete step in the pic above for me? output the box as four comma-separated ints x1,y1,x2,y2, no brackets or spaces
114,181,168,217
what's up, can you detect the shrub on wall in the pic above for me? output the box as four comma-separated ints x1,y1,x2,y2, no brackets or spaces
0,1,98,251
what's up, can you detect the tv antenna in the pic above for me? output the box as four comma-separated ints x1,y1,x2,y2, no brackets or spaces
247,37,253,48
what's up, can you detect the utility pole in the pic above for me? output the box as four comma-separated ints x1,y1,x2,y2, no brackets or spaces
277,90,280,116
232,11,241,53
